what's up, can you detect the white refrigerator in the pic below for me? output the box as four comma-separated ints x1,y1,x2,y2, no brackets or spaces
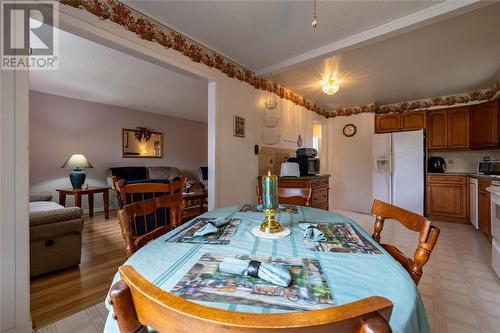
372,130,424,215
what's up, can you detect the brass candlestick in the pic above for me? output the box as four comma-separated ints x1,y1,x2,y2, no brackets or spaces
260,208,283,234
260,170,283,234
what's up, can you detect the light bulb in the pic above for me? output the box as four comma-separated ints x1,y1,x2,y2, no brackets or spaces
312,15,318,29
321,76,341,95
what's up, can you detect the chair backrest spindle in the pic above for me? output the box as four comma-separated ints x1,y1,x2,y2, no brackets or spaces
118,194,183,258
371,199,440,285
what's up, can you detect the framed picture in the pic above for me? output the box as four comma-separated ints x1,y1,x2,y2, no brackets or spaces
122,128,163,158
233,115,245,138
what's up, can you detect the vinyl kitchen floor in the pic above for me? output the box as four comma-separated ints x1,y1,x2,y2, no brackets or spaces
36,210,500,333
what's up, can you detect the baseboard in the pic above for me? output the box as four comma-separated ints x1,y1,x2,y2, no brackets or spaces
82,207,104,215
3,320,33,333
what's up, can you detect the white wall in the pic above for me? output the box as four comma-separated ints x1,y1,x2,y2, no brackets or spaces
328,113,375,213
1,69,31,332
29,91,208,210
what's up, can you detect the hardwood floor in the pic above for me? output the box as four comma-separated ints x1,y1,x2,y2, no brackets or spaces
30,211,125,329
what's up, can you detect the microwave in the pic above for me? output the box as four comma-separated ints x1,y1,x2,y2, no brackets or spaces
478,161,500,175
287,156,320,176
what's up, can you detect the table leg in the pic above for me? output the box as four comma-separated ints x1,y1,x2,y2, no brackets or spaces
88,193,94,217
59,192,66,207
103,190,110,219
75,193,82,208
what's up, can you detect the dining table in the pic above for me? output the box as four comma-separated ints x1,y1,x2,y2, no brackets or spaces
103,205,430,333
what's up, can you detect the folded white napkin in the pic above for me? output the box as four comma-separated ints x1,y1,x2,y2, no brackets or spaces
299,223,326,242
218,257,291,287
193,217,229,236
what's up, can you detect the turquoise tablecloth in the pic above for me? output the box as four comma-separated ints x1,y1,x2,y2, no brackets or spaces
103,205,429,333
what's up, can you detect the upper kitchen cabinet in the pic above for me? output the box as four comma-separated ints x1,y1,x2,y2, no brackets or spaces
375,111,426,133
470,101,498,148
428,107,469,150
447,107,469,149
427,110,448,150
375,113,401,133
400,111,427,130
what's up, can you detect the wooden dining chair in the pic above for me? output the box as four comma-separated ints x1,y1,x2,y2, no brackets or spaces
256,177,312,207
110,265,393,333
277,187,312,206
118,194,183,258
371,199,440,285
112,176,184,209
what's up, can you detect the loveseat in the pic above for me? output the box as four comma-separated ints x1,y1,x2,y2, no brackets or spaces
29,193,84,276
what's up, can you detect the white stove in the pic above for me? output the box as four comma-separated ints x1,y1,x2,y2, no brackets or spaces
487,183,500,278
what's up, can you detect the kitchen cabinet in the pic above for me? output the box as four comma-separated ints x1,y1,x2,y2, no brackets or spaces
447,107,469,149
375,111,426,133
478,178,492,238
428,107,469,150
470,101,498,148
400,111,427,130
427,110,448,150
426,175,469,223
277,175,330,210
375,114,401,133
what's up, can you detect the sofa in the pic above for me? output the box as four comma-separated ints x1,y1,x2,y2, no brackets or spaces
29,193,84,277
106,166,180,208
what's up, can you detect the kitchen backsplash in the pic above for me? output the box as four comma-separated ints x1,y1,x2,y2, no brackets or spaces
429,150,500,173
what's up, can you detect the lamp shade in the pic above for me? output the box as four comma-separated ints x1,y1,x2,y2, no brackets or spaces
61,154,93,169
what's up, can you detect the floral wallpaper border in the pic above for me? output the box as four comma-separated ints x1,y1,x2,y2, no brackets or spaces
59,0,330,117
331,77,500,117
59,0,499,119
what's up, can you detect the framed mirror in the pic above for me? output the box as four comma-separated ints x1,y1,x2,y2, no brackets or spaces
122,128,163,158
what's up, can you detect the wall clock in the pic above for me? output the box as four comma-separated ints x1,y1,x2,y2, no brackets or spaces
343,124,357,137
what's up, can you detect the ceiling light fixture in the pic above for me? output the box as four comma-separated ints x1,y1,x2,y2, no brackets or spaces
321,75,341,95
312,0,318,29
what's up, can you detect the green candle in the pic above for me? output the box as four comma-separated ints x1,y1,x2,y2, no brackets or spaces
262,170,278,210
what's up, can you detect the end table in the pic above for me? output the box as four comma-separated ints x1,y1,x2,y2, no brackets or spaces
57,187,110,219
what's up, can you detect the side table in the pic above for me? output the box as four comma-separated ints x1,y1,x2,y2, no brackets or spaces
57,187,110,219
182,190,208,221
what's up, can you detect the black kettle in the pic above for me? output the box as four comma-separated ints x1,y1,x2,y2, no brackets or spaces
428,157,446,173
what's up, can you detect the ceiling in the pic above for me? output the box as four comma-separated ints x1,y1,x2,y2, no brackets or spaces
125,0,500,111
126,0,441,71
30,27,208,122
273,3,500,109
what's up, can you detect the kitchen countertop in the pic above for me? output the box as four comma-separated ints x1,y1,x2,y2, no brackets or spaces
278,174,331,180
427,172,500,179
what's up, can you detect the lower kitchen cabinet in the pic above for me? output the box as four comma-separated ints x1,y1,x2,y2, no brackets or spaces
426,175,469,223
478,178,492,238
276,175,331,210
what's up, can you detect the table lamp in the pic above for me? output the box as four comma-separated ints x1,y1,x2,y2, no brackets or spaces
61,153,93,189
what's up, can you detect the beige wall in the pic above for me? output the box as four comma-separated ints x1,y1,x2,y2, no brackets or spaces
29,91,207,210
328,113,375,213
56,4,321,209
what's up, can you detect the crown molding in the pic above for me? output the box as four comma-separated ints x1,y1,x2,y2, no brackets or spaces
255,0,488,76
58,0,330,118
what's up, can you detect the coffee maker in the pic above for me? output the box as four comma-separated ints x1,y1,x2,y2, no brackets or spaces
428,157,446,173
287,148,320,176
